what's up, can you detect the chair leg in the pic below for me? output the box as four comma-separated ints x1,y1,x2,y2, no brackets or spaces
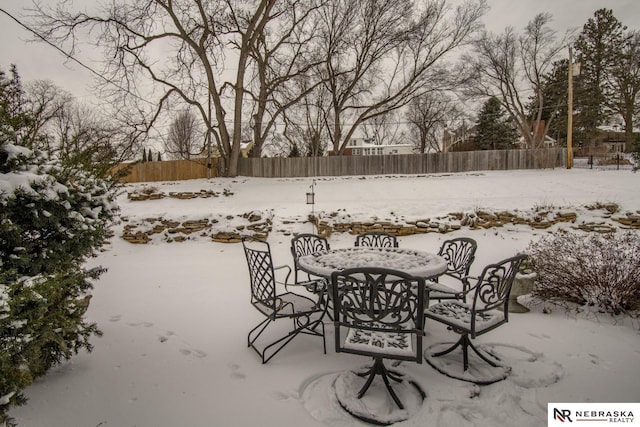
431,335,465,358
249,314,326,364
356,358,405,410
468,339,502,367
426,335,510,385
429,334,502,371
429,334,471,371
248,317,272,349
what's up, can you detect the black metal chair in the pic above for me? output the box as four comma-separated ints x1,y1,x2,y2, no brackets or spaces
290,233,330,293
331,267,425,422
426,237,477,303
354,231,398,248
424,254,527,384
242,236,326,364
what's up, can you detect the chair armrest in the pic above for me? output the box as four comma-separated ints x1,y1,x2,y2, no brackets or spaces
288,278,328,294
274,264,292,287
461,275,480,294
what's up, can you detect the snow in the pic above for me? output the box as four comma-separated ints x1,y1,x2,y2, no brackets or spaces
10,168,640,426
297,247,447,278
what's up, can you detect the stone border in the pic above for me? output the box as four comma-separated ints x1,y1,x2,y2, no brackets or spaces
121,212,271,244
119,198,639,244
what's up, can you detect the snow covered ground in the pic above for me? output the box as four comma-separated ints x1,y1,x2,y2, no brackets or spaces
11,168,640,426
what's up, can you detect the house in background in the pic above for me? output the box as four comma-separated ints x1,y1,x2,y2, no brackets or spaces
345,137,414,155
443,124,479,152
208,140,255,158
574,124,638,156
592,126,633,153
518,134,557,149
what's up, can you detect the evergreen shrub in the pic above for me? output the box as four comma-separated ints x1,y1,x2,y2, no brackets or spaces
0,142,118,425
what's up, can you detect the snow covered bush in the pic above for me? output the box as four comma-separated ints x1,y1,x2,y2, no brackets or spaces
0,142,118,425
527,231,640,315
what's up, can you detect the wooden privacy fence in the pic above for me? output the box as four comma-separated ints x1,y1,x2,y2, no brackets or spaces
237,148,566,178
113,158,218,183
113,148,566,182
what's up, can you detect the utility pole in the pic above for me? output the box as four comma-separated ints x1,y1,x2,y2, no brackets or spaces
206,95,212,179
566,47,574,169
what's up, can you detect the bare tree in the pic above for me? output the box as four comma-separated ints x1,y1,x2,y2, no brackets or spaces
246,0,325,157
609,31,640,148
30,0,322,176
406,92,462,153
23,80,135,178
466,13,571,148
282,82,331,157
165,110,201,160
315,0,486,154
360,110,406,146
24,80,72,151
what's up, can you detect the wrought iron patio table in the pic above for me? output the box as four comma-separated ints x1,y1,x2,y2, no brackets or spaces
298,247,447,280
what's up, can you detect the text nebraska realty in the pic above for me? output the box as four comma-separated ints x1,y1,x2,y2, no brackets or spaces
576,410,634,423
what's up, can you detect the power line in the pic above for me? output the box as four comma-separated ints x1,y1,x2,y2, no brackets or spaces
0,7,153,105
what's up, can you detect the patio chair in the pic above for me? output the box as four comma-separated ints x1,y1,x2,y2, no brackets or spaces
331,267,425,422
290,233,330,293
426,237,477,303
424,254,527,384
242,236,326,364
354,231,399,248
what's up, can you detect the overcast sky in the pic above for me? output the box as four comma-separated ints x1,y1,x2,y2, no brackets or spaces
0,0,638,105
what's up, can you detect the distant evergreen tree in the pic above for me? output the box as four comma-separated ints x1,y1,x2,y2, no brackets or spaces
289,142,301,157
156,151,162,161
574,9,627,135
142,149,147,162
532,59,591,147
474,97,519,150
0,65,31,143
148,148,153,162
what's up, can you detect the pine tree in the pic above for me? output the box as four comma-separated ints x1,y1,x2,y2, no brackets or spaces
574,9,627,135
289,142,301,157
474,97,519,150
0,65,31,144
532,60,590,147
142,148,147,162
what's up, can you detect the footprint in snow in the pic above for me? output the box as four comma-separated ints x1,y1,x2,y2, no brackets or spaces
179,348,208,358
228,363,246,379
127,321,154,327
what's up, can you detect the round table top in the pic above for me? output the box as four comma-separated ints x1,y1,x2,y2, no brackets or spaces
298,247,447,279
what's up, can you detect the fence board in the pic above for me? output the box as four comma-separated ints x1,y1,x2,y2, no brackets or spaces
114,158,218,183
237,148,566,178
114,148,566,182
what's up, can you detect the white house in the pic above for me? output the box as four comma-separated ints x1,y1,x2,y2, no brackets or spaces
518,134,557,149
346,137,414,155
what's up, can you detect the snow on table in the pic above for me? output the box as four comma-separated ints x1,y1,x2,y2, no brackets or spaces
298,247,447,279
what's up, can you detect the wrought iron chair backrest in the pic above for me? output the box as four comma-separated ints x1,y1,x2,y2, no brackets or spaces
242,237,277,311
291,234,330,280
354,232,399,248
470,254,527,318
438,237,477,279
331,268,425,361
